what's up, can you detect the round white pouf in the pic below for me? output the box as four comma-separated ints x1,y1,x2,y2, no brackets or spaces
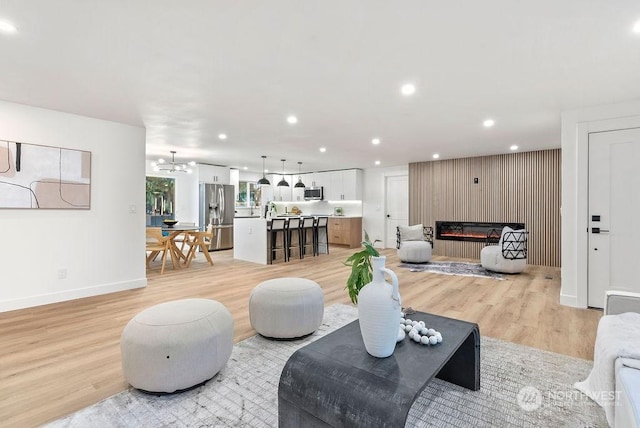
249,278,324,339
121,298,233,393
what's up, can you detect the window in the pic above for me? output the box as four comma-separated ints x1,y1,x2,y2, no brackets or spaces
236,181,258,207
146,176,175,225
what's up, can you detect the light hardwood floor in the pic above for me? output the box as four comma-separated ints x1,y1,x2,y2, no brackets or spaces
0,247,602,427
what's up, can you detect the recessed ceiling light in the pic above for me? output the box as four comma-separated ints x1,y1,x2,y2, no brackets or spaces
432,154,440,159
375,160,381,165
218,133,227,140
188,161,196,166
243,166,248,170
265,169,269,173
510,145,519,151
287,115,298,124
0,21,17,34
371,138,381,145
401,83,416,96
633,19,640,34
483,119,495,128
319,147,326,153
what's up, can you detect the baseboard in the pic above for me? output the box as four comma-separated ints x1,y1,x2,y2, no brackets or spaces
559,293,580,308
0,278,148,313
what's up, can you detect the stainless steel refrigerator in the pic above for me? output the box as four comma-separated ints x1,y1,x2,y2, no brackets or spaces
199,183,234,250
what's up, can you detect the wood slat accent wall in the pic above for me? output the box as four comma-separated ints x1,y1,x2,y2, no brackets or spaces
409,149,561,267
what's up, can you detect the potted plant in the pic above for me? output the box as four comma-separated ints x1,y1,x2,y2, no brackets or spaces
343,232,380,304
344,232,402,358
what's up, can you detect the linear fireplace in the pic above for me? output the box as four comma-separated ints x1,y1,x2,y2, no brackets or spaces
436,221,525,243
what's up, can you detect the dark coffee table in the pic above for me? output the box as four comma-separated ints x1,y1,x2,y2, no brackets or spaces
278,311,480,427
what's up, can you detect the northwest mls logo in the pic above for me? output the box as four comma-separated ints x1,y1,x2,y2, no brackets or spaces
517,386,542,411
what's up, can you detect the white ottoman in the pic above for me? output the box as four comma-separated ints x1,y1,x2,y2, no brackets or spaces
249,278,324,339
121,298,233,393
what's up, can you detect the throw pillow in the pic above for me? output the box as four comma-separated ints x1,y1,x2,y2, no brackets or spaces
500,227,527,252
498,226,513,247
512,229,527,251
399,224,425,241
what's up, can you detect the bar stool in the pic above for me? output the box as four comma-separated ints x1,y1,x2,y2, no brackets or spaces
314,216,329,255
300,217,316,258
268,218,288,264
286,217,303,260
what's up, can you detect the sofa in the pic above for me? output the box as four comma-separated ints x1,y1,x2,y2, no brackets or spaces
606,291,640,428
576,290,640,428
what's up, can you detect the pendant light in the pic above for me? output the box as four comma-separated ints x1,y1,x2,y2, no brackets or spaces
294,161,306,188
277,159,290,187
257,155,270,186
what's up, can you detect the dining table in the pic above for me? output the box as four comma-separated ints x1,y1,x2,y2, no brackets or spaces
159,225,200,268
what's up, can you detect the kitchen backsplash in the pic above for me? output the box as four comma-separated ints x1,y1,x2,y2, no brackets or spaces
235,201,362,217
273,200,362,217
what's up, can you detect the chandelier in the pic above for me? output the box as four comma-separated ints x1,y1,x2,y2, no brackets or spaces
152,151,195,173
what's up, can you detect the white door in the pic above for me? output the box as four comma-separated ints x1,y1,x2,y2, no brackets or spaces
588,128,640,308
385,175,408,248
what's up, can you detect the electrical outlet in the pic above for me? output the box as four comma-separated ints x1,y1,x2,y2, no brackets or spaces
248,227,252,234
129,204,137,214
58,269,67,279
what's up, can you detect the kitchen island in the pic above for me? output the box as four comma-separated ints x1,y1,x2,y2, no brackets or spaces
233,216,331,265
234,217,268,264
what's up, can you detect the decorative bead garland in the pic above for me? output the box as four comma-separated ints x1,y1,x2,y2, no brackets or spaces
398,311,443,346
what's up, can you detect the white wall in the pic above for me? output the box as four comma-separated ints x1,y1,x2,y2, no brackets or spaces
363,165,409,248
0,100,147,312
560,99,640,307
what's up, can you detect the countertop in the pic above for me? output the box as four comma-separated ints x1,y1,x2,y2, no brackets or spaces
235,215,362,219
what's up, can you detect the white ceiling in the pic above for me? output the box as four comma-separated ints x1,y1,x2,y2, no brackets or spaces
1,1,640,174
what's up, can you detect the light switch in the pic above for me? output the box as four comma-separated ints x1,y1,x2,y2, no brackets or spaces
129,205,137,214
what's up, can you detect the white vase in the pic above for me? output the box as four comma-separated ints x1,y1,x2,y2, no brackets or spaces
357,256,401,358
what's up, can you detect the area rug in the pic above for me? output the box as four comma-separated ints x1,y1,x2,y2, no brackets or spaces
398,261,505,280
48,304,606,428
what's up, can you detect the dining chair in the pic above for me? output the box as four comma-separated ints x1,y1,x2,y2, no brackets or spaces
184,225,214,267
174,221,196,253
146,227,174,274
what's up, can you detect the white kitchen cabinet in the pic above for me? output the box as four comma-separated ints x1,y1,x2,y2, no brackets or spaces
268,174,293,201
291,186,305,202
325,169,362,201
198,164,230,184
305,172,325,188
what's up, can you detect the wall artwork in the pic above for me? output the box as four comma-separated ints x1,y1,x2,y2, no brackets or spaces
0,139,91,209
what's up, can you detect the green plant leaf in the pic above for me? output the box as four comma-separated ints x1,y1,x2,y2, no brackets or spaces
343,230,381,304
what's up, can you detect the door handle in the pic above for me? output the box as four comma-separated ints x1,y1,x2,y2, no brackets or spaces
591,228,610,234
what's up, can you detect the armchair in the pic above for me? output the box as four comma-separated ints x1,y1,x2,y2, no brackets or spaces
480,226,528,273
397,224,433,263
